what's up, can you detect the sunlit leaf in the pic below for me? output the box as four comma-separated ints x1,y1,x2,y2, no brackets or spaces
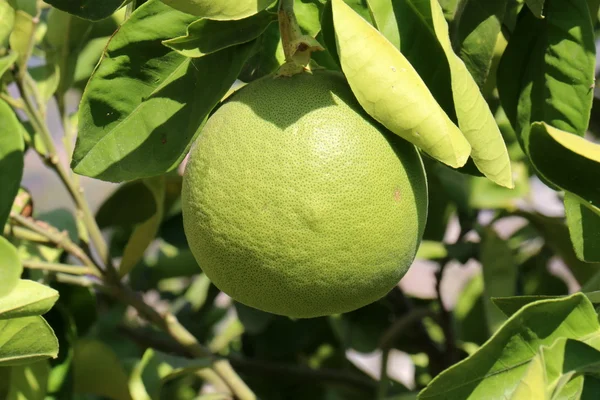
0,237,22,299
418,294,600,399
73,0,254,182
0,280,58,319
0,316,58,366
331,0,471,168
8,10,35,73
161,0,274,20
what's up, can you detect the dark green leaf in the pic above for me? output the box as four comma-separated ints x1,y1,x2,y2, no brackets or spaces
454,0,507,89
0,237,22,299
72,339,132,400
43,0,124,21
0,280,58,319
525,0,545,17
161,0,274,20
163,10,277,58
497,2,595,149
0,316,58,366
119,177,165,276
96,181,157,229
0,99,24,231
481,227,517,332
418,293,600,399
565,193,600,262
528,122,600,207
73,0,254,182
517,211,600,285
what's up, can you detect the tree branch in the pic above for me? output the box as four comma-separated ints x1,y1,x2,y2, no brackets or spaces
22,259,98,277
10,213,97,271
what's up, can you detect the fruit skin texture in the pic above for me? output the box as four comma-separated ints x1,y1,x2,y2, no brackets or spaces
182,70,428,318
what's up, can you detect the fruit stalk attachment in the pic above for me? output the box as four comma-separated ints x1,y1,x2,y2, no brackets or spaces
277,0,324,76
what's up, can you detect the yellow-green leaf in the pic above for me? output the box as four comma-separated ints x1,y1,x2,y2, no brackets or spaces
428,0,513,188
161,0,274,20
0,237,22,299
331,0,471,168
511,355,547,399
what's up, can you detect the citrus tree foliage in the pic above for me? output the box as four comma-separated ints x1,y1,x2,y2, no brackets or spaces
0,0,599,398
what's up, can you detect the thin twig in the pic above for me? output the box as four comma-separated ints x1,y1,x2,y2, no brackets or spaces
379,308,435,351
119,325,377,394
10,213,97,270
4,224,51,244
106,281,256,400
13,76,111,272
22,259,99,277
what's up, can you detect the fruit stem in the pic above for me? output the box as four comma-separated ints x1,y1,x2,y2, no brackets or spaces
277,0,324,76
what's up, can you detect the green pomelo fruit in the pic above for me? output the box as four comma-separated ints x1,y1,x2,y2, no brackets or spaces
182,70,428,318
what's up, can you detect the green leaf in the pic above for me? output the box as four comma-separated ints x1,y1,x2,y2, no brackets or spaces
511,353,546,399
565,193,600,263
128,348,211,400
96,181,158,229
331,0,471,168
0,0,15,47
543,339,600,397
6,361,50,400
454,0,508,89
418,293,600,399
516,211,600,285
0,100,24,230
73,0,254,182
161,0,274,20
44,8,93,96
72,339,132,400
72,36,110,85
497,2,595,150
43,0,125,21
0,316,58,366
365,0,400,49
119,177,165,276
8,10,35,73
163,10,277,58
0,237,22,299
492,295,557,318
0,280,59,320
416,241,447,260
582,376,600,399
528,122,600,207
425,0,513,188
525,0,545,17
468,162,529,209
28,64,60,108
0,51,18,77
481,227,517,332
